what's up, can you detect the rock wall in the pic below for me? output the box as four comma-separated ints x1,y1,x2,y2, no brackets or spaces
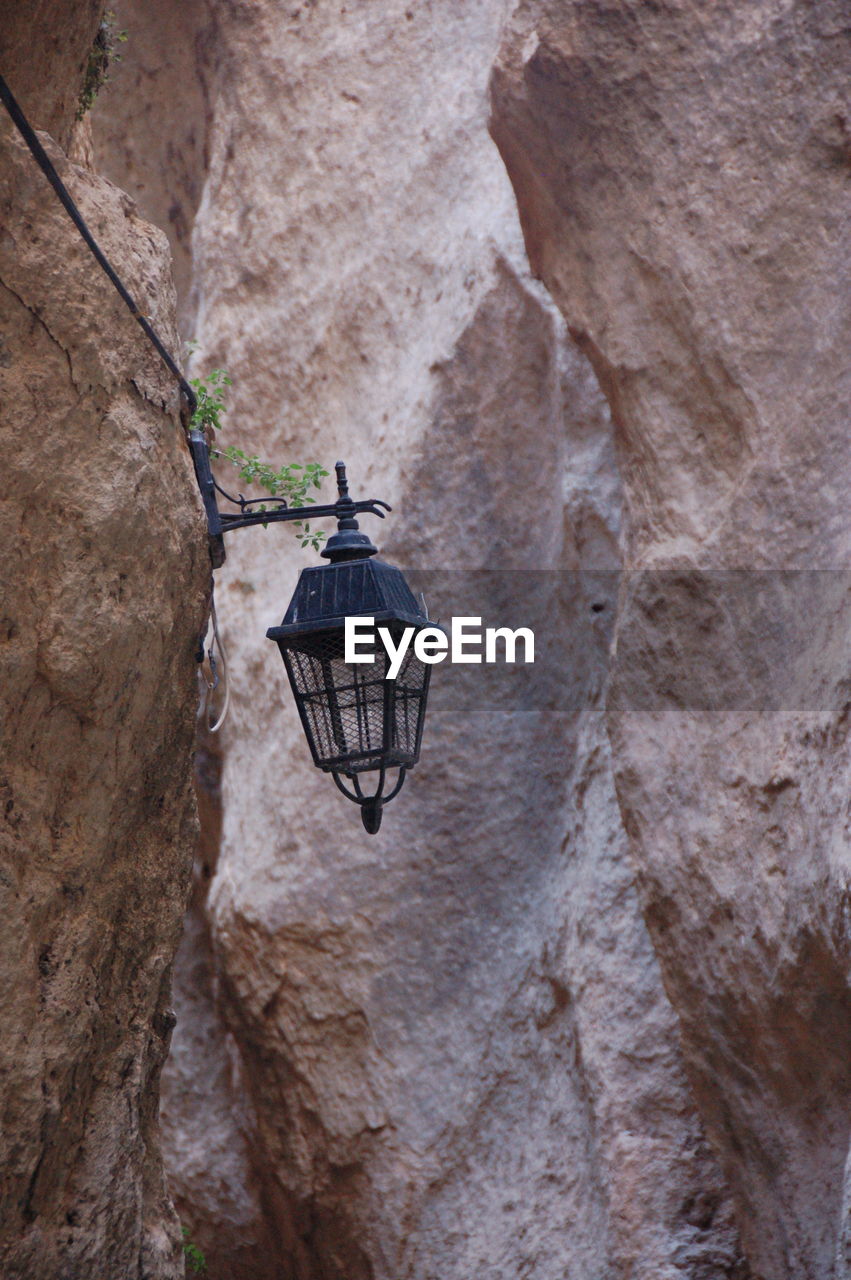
0,1,102,148
86,1,784,1277
0,11,209,1277
491,4,851,1279
84,0,851,1277
86,0,217,324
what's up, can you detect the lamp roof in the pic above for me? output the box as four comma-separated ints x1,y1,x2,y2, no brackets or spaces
267,557,428,642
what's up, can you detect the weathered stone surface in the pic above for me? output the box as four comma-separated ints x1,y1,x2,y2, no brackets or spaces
206,271,746,1280
7,0,850,1272
159,730,283,1280
491,4,851,1278
0,44,208,1277
0,0,102,145
89,2,761,1276
89,0,217,322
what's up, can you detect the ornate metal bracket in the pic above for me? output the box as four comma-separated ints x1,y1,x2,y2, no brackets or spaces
187,429,390,567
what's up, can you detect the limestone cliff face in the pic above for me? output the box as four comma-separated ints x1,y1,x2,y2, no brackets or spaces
0,12,209,1277
86,2,784,1278
86,0,217,323
491,3,851,1278
85,1,851,1278
0,1,102,148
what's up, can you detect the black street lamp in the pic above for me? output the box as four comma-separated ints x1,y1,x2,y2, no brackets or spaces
189,432,435,832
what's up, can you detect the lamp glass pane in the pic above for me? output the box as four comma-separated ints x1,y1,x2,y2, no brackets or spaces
282,626,428,774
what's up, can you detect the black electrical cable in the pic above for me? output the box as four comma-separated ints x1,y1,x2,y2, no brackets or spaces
0,72,197,421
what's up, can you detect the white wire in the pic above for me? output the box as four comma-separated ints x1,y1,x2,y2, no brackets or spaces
204,591,230,733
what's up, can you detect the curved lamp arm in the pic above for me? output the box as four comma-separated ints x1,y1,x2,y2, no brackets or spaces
188,429,391,566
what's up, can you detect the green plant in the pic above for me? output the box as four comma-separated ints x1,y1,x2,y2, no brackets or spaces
77,9,128,120
189,366,329,550
181,1226,207,1275
189,365,231,435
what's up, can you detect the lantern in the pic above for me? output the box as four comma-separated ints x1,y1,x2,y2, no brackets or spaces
267,467,434,832
188,433,436,831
